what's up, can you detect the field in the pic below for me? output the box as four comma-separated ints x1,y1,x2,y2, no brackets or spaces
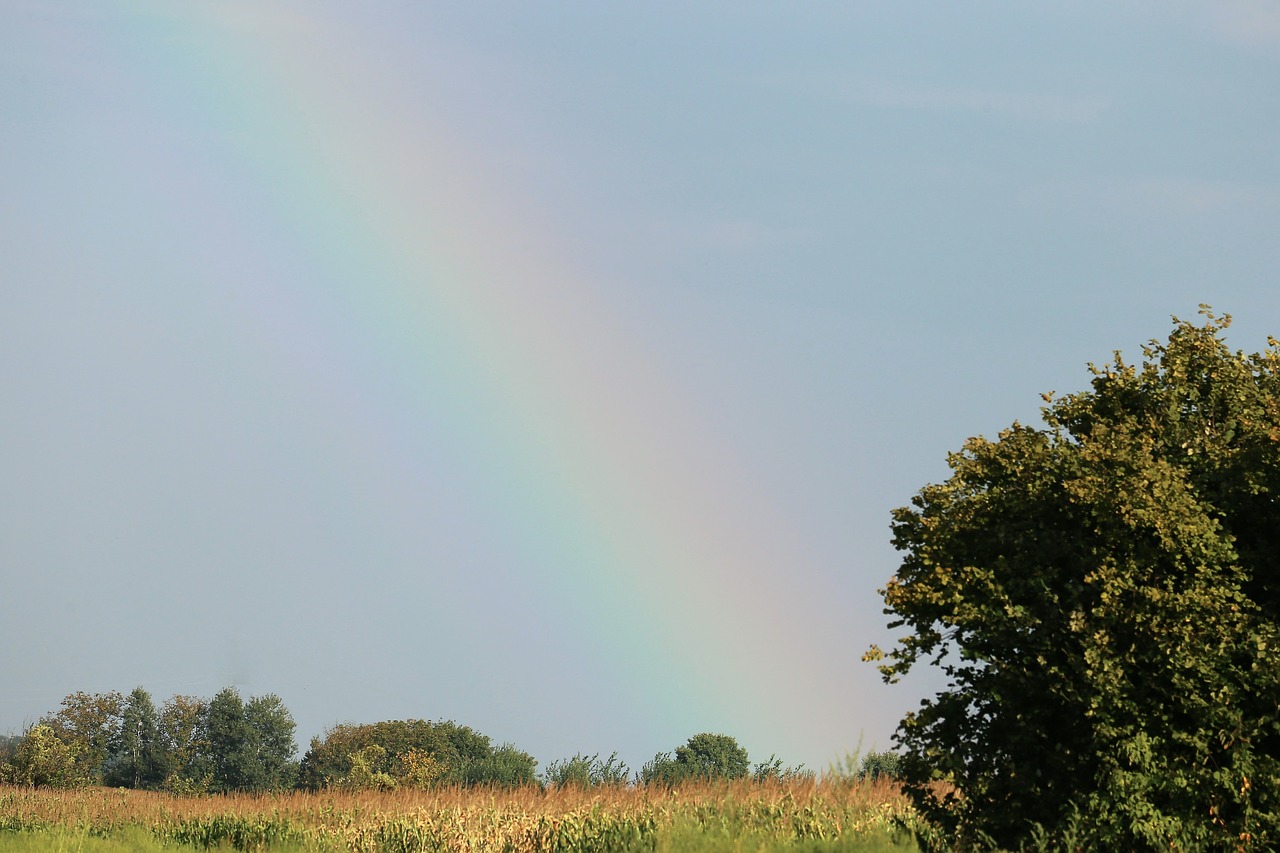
0,780,921,852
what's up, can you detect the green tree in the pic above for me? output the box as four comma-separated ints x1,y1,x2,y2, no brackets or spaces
676,733,750,780
340,744,398,791
457,743,539,788
298,719,500,791
3,724,87,788
205,687,297,792
641,733,750,784
105,687,168,789
244,693,299,790
159,695,212,794
866,309,1280,850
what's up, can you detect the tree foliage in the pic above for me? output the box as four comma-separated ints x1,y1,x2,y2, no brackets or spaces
104,687,168,789
39,691,123,785
297,719,523,790
543,752,630,788
642,733,751,785
205,688,297,793
867,309,1280,850
159,694,212,794
1,724,87,788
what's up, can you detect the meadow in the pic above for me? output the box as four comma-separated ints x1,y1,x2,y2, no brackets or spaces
0,778,921,852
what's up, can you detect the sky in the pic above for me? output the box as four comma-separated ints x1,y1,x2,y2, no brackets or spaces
2,1,1279,775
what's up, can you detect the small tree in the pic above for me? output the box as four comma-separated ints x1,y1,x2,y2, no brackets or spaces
244,693,298,790
159,695,212,794
867,309,1280,849
4,724,87,788
855,751,901,782
642,733,750,784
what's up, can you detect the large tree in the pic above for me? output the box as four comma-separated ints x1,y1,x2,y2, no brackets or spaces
867,309,1280,850
104,687,167,789
159,694,212,793
39,691,123,784
205,687,297,792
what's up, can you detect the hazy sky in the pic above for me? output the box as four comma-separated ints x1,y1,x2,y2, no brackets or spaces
3,1,1279,774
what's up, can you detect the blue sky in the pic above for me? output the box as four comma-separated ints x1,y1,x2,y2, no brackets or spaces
2,1,1279,775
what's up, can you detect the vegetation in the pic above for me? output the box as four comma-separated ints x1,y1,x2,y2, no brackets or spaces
0,687,296,794
3,691,805,799
15,308,1277,849
0,777,918,851
640,733,755,785
867,308,1280,850
542,752,630,788
298,719,537,791
854,753,902,783
207,688,299,793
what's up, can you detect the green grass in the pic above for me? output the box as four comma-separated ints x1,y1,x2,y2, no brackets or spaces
0,828,326,853
0,827,171,852
652,819,918,852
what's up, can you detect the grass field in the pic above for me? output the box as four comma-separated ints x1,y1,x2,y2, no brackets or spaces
0,779,922,851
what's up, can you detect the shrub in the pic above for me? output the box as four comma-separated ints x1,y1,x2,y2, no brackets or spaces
751,754,815,783
856,751,902,782
456,743,538,788
3,724,88,788
543,752,630,788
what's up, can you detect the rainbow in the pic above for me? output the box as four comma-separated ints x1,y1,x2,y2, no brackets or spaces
114,2,865,765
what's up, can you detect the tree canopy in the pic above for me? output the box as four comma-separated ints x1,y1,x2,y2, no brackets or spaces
641,733,751,784
867,308,1280,850
297,718,514,790
206,688,297,793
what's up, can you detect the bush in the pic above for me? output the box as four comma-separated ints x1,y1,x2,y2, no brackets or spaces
543,752,629,788
856,751,901,782
456,743,538,788
750,754,815,783
3,725,88,788
340,744,398,791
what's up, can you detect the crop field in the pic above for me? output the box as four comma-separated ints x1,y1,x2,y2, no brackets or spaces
0,779,922,852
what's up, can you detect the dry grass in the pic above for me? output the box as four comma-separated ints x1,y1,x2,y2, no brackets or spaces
0,778,920,851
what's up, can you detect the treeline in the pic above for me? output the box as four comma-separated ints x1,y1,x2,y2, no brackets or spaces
0,687,296,793
0,687,822,793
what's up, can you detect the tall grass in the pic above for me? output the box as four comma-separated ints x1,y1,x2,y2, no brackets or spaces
0,779,919,851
